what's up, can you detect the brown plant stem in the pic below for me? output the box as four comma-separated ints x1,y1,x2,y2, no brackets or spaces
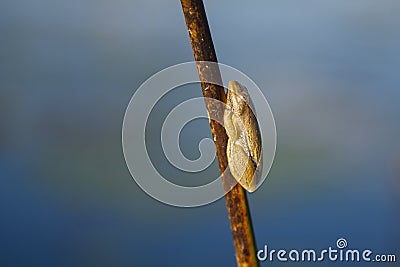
180,1,258,266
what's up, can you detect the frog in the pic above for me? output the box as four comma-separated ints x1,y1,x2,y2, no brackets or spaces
224,81,262,192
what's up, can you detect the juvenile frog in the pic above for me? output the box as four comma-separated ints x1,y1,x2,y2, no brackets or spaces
224,81,262,192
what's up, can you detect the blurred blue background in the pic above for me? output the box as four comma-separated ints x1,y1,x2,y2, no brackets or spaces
1,0,399,266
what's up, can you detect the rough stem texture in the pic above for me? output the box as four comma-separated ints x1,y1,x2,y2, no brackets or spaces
180,1,258,266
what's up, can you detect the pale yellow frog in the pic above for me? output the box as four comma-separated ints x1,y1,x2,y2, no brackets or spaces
224,81,262,192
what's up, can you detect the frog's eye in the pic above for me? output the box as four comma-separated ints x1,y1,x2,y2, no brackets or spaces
240,94,249,104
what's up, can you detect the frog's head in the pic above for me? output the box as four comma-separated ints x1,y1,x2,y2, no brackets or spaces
227,80,251,115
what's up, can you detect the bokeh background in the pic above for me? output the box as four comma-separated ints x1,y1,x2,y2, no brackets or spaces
1,0,399,266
